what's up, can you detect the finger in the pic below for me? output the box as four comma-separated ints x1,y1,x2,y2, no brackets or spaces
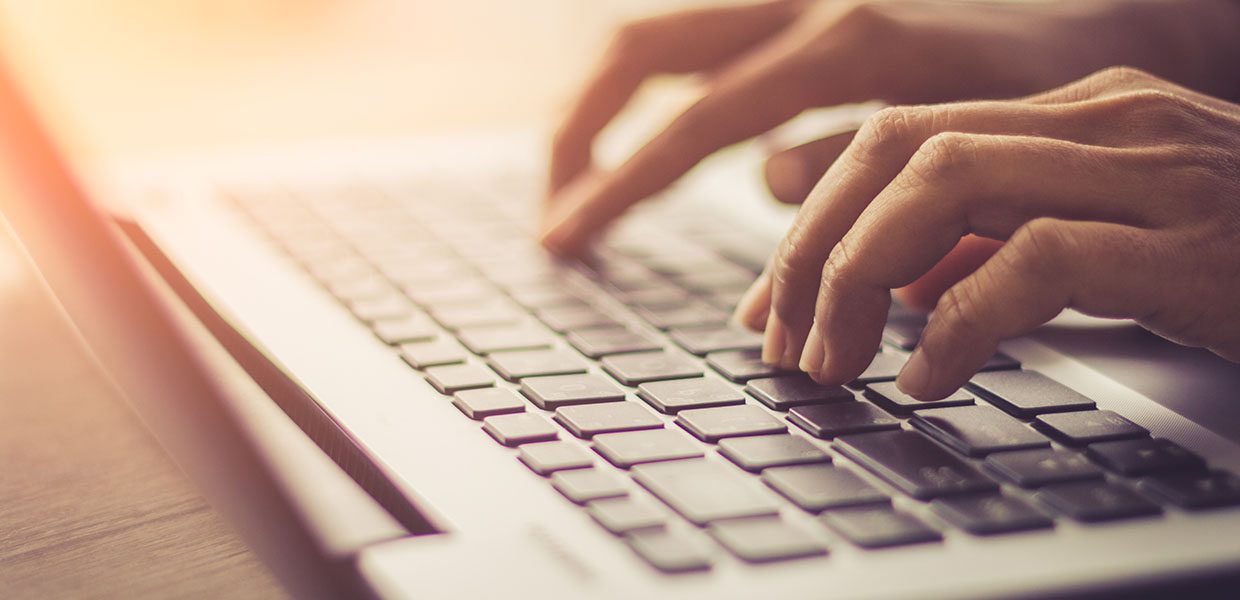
549,0,807,196
802,133,1175,384
541,38,820,254
893,235,1002,312
900,219,1163,399
764,130,857,204
1023,65,1240,114
733,269,772,331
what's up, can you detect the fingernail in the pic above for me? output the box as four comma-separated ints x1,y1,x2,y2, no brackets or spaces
799,321,825,375
897,349,932,399
732,273,771,331
762,312,787,365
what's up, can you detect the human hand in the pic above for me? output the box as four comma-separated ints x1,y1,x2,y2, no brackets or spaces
733,66,1240,401
541,0,1240,254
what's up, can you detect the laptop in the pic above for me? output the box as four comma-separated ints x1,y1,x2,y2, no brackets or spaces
5,41,1240,599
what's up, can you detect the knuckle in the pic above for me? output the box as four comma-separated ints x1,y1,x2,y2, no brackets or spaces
903,132,978,188
835,1,903,34
856,105,929,157
1007,218,1075,280
930,282,990,346
819,238,863,290
1098,65,1157,88
610,20,653,56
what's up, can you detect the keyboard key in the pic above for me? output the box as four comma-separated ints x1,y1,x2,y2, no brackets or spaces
520,374,626,410
1138,471,1240,509
593,429,705,468
746,374,855,410
404,279,493,307
1033,410,1148,446
536,305,618,332
708,517,827,563
669,325,763,356
852,353,906,385
705,349,787,382
424,363,494,394
399,339,467,369
636,302,730,330
431,301,524,329
911,405,1051,457
1035,481,1161,522
981,352,1022,372
820,506,941,549
587,498,666,534
931,495,1053,535
863,381,974,415
1086,438,1205,476
625,530,711,573
637,378,747,414
517,441,595,475
506,283,581,308
882,320,923,350
554,402,664,438
984,448,1104,488
632,459,780,525
718,435,830,472
567,328,661,358
833,430,999,500
481,412,559,446
676,405,786,442
485,348,588,381
452,387,526,419
762,464,888,512
620,287,691,309
789,403,901,439
347,294,416,321
600,351,703,386
371,315,438,344
550,469,628,504
456,324,553,355
968,371,1096,418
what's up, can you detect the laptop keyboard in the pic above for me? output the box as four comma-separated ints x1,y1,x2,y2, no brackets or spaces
227,179,1240,573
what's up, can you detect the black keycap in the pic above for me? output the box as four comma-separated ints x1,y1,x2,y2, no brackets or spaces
820,506,941,549
708,517,827,563
762,464,888,512
968,371,1096,418
932,495,1053,535
554,402,665,438
536,305,618,332
981,352,1022,372
789,402,901,439
1035,481,1162,522
587,498,666,534
456,324,553,355
486,348,588,382
1033,410,1148,446
852,353,906,385
625,530,711,573
593,429,705,468
1138,471,1240,510
636,302,730,330
481,412,559,446
746,374,855,410
718,434,830,472
551,469,628,504
632,459,780,525
984,448,1104,488
637,378,747,414
520,374,626,409
676,405,787,442
911,405,1051,457
706,349,787,382
371,315,438,344
452,387,526,419
430,300,524,330
424,363,495,394
834,430,999,500
567,328,661,358
670,326,763,356
518,441,595,475
1086,438,1206,476
600,351,703,386
863,382,974,415
400,339,468,369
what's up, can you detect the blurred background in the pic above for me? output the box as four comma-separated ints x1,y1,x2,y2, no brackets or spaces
0,0,704,162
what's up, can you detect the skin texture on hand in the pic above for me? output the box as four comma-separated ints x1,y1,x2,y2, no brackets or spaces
735,66,1240,400
541,0,1240,255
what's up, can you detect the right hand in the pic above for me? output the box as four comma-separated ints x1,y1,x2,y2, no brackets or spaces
541,0,1240,256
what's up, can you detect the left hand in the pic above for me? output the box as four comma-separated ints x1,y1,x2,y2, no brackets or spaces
733,66,1240,399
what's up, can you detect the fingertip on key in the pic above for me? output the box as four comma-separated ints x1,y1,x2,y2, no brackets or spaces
896,348,932,400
